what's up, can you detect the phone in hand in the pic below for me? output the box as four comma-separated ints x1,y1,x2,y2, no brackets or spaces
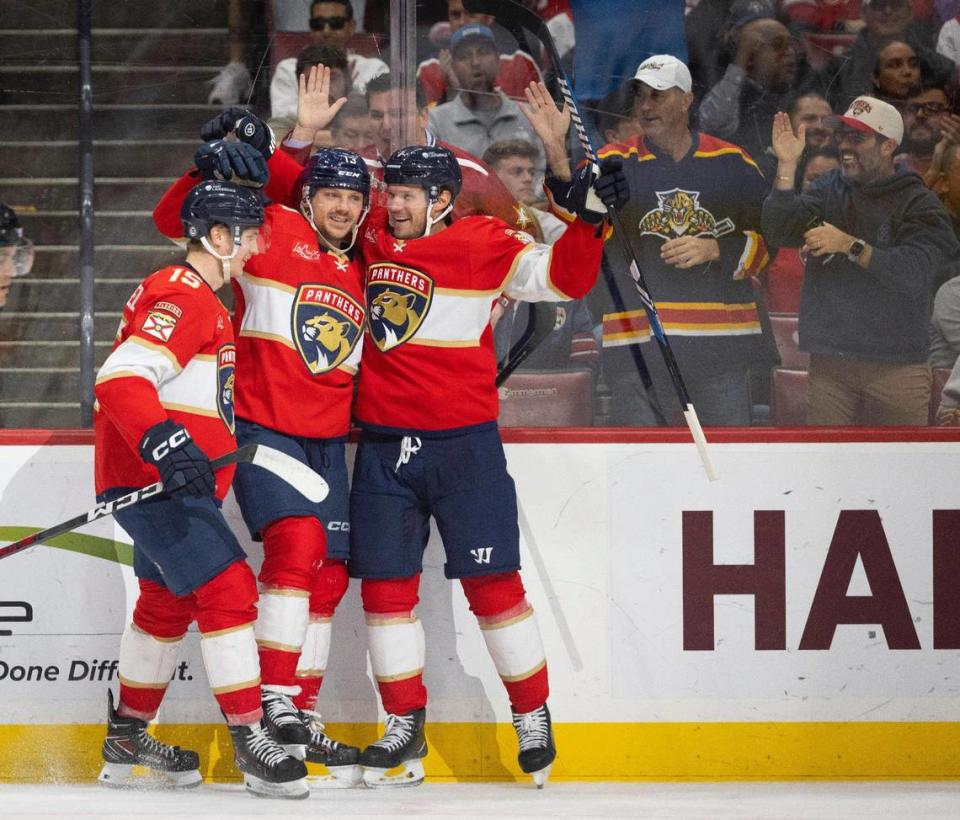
805,214,835,264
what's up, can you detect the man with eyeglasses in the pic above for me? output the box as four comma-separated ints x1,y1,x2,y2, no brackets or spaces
271,0,388,118
896,85,952,180
764,95,960,425
699,0,801,178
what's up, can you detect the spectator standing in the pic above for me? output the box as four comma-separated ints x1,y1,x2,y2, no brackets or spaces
698,0,801,177
764,95,960,424
427,25,544,175
595,55,771,427
417,0,542,105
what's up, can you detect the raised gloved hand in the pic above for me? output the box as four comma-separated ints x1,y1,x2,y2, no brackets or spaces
200,107,275,159
139,420,216,499
194,140,268,187
545,157,629,224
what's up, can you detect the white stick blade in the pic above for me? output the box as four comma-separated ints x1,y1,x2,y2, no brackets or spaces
683,405,719,482
250,446,330,502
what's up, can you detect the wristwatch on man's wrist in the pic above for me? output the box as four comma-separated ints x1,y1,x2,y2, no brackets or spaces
847,238,866,262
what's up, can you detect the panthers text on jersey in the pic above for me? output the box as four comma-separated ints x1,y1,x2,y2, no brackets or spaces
94,265,237,498
353,208,605,432
153,172,365,439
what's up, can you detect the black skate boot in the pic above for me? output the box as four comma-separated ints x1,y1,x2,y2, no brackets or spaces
359,708,427,788
98,689,202,789
228,720,309,799
261,687,310,759
299,709,362,789
512,703,556,788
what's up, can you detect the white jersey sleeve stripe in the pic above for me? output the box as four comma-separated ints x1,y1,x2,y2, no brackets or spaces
96,336,181,389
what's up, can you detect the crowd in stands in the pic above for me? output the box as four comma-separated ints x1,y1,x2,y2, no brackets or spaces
14,0,960,428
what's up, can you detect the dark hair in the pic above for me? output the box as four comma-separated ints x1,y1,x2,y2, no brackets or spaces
310,0,353,20
785,90,831,119
365,72,428,110
331,94,369,130
296,43,349,80
594,83,636,140
795,145,840,191
482,139,539,167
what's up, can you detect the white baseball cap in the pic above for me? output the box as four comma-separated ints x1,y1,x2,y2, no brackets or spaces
826,95,904,146
633,55,692,94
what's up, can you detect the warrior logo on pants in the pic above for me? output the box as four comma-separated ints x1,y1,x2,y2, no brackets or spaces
366,264,433,352
292,284,364,375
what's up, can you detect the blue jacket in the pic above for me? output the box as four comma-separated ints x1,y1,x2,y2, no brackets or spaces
762,168,960,363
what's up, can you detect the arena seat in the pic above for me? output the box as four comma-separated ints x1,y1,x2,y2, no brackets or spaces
770,368,808,426
768,313,808,370
498,370,594,427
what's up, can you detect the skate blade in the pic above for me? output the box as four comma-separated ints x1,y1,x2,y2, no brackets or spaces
531,763,552,789
362,759,425,789
98,763,202,790
243,773,310,800
306,763,362,790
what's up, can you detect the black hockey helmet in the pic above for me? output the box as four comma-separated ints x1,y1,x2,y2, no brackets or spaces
384,145,462,202
181,181,265,243
0,202,34,277
302,148,371,206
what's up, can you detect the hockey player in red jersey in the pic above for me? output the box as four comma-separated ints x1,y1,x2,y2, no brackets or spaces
152,140,371,788
94,181,309,799
344,145,625,789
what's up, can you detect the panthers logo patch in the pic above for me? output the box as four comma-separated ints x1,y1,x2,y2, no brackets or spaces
366,263,433,352
638,188,734,240
292,284,364,375
217,344,236,434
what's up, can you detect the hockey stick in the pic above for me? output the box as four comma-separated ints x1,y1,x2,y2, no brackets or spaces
0,444,329,562
472,0,718,481
495,301,556,387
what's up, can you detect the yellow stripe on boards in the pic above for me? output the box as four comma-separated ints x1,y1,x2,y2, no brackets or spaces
3,722,960,783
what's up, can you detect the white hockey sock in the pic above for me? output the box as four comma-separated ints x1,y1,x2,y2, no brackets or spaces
477,603,547,683
254,587,310,654
366,613,425,684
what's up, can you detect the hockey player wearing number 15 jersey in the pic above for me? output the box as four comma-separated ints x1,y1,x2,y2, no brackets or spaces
94,181,309,799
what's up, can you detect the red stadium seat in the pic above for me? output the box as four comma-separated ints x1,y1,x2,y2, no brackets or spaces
769,313,809,369
930,366,952,424
770,368,808,426
498,370,594,427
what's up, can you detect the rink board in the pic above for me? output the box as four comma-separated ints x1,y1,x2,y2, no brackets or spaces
2,428,960,782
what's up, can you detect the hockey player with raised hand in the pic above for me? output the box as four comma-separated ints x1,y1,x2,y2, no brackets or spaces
95,181,310,799
152,130,371,789
220,77,627,787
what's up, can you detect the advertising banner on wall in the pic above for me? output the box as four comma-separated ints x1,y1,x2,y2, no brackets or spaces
2,436,960,779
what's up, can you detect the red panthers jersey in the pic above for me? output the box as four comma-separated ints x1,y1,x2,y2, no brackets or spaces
153,173,365,439
354,208,605,432
94,265,237,498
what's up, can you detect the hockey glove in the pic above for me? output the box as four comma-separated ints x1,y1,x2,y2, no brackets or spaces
194,140,269,187
545,161,619,224
592,157,630,213
200,107,276,159
139,420,216,499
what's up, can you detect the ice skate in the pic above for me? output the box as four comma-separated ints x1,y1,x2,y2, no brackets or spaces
207,61,252,106
299,709,362,789
359,708,427,788
228,720,309,799
98,689,202,789
261,687,310,759
512,703,556,788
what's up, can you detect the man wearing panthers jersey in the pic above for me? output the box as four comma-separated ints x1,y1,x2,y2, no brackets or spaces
152,141,369,788
95,181,309,799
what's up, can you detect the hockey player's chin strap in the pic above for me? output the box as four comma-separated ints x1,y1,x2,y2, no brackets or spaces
423,187,453,238
200,226,244,283
301,195,369,254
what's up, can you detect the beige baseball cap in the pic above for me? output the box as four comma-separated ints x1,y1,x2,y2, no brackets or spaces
826,95,904,146
633,55,692,93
